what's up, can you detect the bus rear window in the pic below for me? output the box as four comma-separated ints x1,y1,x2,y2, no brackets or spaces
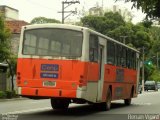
23,28,83,57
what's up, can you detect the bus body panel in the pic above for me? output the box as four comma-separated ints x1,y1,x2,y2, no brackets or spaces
17,58,100,100
101,64,137,102
19,87,77,98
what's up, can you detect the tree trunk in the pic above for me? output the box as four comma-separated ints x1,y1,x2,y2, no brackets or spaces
6,59,14,91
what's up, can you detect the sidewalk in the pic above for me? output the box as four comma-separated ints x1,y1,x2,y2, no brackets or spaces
0,96,28,102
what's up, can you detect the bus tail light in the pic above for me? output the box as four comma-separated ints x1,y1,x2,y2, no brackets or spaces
79,75,85,87
17,72,21,80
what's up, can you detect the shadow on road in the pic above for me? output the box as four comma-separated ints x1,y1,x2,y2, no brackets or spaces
18,103,132,120
29,102,128,116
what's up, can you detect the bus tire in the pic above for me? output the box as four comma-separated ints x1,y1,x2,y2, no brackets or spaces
124,87,133,105
124,98,131,105
50,98,69,110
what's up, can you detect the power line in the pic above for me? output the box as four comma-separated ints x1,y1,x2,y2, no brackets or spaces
58,0,80,24
25,0,58,11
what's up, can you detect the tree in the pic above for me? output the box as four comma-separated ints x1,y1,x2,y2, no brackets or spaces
81,12,152,49
81,12,125,35
149,69,160,82
0,15,16,91
107,23,134,42
150,26,160,53
0,15,11,62
30,17,60,24
123,0,160,19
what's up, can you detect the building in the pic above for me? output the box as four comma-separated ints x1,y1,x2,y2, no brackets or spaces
0,5,28,55
88,4,132,22
5,20,29,54
88,2,103,16
89,6,103,16
112,5,132,22
0,5,19,20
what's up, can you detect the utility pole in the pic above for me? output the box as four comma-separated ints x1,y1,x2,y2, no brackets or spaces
120,36,128,44
157,52,159,69
58,0,80,24
142,46,145,92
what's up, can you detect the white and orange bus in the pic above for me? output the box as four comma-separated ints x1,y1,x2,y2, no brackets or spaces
17,24,140,110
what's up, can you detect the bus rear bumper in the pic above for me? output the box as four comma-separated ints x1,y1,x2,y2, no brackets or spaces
17,87,76,98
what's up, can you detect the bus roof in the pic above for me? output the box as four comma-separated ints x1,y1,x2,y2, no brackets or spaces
23,23,139,53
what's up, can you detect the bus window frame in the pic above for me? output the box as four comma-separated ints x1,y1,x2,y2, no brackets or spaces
107,40,115,65
22,28,83,57
89,34,99,62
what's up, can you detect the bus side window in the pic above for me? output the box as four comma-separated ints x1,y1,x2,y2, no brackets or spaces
136,53,139,70
89,34,98,62
127,50,131,68
132,52,136,69
121,47,126,67
126,49,129,68
116,44,122,66
107,41,115,65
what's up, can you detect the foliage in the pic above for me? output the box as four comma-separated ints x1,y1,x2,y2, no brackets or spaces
0,91,7,98
149,27,160,54
146,26,160,75
81,12,125,35
0,15,11,62
123,0,160,19
141,20,153,28
144,61,155,80
30,17,60,24
81,12,152,49
149,69,160,82
0,15,17,91
5,90,17,98
0,90,18,99
5,90,13,98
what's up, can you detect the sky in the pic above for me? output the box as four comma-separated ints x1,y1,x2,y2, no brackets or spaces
0,0,146,24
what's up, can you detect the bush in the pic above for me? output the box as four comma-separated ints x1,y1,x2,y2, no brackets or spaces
149,69,160,82
0,90,18,99
0,91,7,98
5,90,13,99
12,90,18,97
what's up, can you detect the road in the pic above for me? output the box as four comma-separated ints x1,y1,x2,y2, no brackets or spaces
0,91,160,120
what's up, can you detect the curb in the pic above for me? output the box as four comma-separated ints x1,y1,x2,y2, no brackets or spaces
0,97,28,102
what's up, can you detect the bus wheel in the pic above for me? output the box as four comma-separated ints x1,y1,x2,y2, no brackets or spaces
101,88,112,111
124,98,131,105
50,98,69,110
124,90,133,105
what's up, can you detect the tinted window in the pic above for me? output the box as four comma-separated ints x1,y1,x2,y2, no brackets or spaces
23,28,83,57
145,81,155,85
121,47,126,67
116,44,122,66
107,41,115,65
89,34,98,62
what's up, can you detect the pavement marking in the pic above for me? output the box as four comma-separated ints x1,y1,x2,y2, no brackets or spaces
2,104,82,114
2,107,51,114
133,102,152,106
141,91,160,95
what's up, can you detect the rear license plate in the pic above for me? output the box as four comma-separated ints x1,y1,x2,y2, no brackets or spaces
43,81,56,87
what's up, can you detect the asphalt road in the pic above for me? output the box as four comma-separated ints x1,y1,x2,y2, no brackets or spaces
0,90,160,120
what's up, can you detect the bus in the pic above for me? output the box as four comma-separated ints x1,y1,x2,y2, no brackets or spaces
17,24,140,110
